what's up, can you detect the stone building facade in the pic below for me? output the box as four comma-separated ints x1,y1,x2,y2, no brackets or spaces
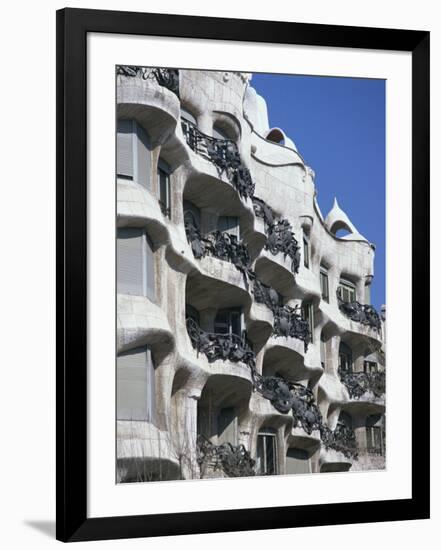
115,67,386,483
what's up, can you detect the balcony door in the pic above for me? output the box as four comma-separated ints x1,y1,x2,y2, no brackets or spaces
214,308,242,338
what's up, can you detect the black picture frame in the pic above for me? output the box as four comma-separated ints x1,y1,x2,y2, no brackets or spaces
56,7,430,542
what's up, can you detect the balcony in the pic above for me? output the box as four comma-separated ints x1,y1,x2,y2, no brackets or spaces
185,220,250,274
337,297,382,331
273,305,311,351
250,276,311,350
321,421,358,460
254,373,358,459
116,65,180,97
339,370,386,400
197,435,256,478
186,317,256,370
181,119,255,199
252,196,301,274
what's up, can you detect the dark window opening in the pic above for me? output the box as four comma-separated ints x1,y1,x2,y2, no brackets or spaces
257,429,277,475
302,302,314,343
214,308,242,337
320,268,329,302
303,236,310,268
158,161,171,218
339,342,353,373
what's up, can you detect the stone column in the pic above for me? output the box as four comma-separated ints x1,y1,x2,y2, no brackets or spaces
171,388,201,479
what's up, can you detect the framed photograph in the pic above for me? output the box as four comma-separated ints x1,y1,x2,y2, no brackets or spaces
56,8,430,542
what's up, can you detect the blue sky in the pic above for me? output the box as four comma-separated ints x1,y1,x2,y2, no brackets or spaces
251,74,385,310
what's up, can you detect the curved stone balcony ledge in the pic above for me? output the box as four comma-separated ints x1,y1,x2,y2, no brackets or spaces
263,335,322,382
339,398,385,417
179,345,255,388
289,428,322,454
319,447,353,473
195,255,250,297
117,180,169,242
117,72,180,146
249,391,294,419
319,300,384,347
118,181,201,276
254,249,297,298
117,294,175,354
117,420,182,480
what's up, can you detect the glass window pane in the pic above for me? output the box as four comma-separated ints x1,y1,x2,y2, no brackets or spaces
230,311,241,337
303,238,309,268
256,435,265,474
265,435,276,474
214,310,229,334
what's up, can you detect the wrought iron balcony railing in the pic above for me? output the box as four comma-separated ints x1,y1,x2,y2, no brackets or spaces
253,374,322,428
252,197,301,273
320,421,358,459
186,317,256,370
116,65,180,98
250,275,311,350
196,435,256,478
181,119,255,199
185,220,251,273
252,373,358,458
337,297,382,331
273,304,311,351
338,369,386,400
186,317,357,459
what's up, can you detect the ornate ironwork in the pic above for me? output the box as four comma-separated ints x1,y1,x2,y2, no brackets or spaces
186,317,256,370
251,276,281,311
252,197,301,273
184,219,251,273
116,65,180,97
339,369,386,400
290,383,324,434
252,373,357,458
337,297,382,331
273,304,311,351
321,422,358,459
253,375,295,414
197,435,255,477
186,318,357,458
181,119,255,199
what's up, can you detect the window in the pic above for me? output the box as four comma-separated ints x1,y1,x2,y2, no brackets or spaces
157,159,171,218
337,279,356,303
214,308,242,337
366,426,383,455
117,346,155,422
217,215,240,238
364,360,378,374
320,267,329,302
217,407,237,445
302,302,314,343
256,429,277,475
320,334,326,369
117,227,155,300
339,342,353,373
116,119,151,189
303,236,310,268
